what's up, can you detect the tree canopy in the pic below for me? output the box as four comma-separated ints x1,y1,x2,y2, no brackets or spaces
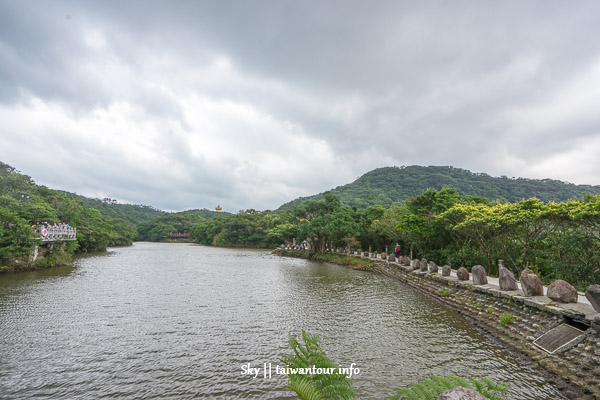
2,160,598,289
279,166,600,210
1,162,148,268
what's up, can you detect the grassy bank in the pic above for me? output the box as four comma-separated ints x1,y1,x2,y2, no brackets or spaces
276,249,379,269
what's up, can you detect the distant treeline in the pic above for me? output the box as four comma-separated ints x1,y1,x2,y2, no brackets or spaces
139,187,600,289
0,162,159,270
136,209,228,241
2,160,599,289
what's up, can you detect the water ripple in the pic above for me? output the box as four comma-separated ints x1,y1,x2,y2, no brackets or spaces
0,243,566,399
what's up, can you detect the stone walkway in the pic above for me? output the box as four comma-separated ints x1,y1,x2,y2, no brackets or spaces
359,253,598,320
443,265,596,318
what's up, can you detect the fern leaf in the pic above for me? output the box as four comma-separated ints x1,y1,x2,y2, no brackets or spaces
391,376,509,400
422,378,446,395
432,376,454,390
287,375,324,400
282,331,358,400
408,383,438,400
391,387,421,400
481,377,509,394
468,377,485,393
448,376,471,388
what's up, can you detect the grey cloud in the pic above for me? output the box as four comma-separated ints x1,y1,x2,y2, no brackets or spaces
2,0,600,210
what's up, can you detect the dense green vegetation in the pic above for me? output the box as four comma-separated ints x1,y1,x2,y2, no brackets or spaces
435,193,600,289
190,208,301,248
280,166,600,209
188,187,600,289
187,193,362,250
2,161,599,289
137,208,228,241
0,204,33,269
65,193,164,224
0,162,155,270
281,249,376,269
282,331,359,400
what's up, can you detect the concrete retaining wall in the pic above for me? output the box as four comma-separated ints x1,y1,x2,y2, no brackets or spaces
361,260,600,399
275,246,600,399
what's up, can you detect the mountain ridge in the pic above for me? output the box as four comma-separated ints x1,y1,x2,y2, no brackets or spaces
278,165,600,209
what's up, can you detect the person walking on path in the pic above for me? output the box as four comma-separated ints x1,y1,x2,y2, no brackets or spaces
395,243,401,258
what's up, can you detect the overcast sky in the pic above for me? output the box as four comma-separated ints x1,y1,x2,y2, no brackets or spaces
1,1,600,212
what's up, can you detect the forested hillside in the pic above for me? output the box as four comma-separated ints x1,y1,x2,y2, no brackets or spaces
280,166,600,209
3,160,599,289
137,208,228,241
186,188,600,289
0,161,158,270
0,161,234,269
65,193,165,224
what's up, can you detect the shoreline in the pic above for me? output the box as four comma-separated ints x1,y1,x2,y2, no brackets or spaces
274,248,600,399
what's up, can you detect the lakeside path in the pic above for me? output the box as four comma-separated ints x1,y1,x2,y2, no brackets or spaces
275,248,600,399
276,248,598,321
361,252,597,318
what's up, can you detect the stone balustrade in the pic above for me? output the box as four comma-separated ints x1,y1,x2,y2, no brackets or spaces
297,245,600,398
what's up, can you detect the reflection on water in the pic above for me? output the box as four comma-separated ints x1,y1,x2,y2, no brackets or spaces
0,242,565,399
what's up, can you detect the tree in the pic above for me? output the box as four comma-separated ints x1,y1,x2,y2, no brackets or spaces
300,194,360,253
437,203,509,273
20,195,58,223
0,206,34,265
395,187,464,260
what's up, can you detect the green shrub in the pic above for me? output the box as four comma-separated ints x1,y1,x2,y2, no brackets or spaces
282,332,509,400
499,313,514,327
282,331,358,400
389,376,508,400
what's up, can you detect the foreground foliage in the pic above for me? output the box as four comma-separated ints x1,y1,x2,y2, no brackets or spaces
282,332,508,400
185,186,600,288
0,162,154,268
389,376,508,400
282,331,358,400
3,159,599,289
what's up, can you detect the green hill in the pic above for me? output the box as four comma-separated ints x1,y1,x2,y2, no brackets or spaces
0,161,147,261
279,165,600,209
0,160,231,262
63,192,165,225
136,208,230,241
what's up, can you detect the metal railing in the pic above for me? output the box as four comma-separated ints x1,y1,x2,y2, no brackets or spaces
33,226,77,241
169,232,190,239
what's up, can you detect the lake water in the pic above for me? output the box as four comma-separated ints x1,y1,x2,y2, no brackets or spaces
0,242,565,399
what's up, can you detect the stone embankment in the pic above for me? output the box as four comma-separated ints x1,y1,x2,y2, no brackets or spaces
275,246,600,399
